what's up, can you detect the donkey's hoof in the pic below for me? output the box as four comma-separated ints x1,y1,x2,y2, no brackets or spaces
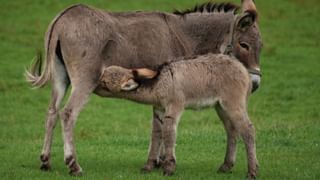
69,164,83,176
69,165,83,177
69,169,83,176
217,163,234,173
40,154,51,171
40,163,51,171
65,155,82,176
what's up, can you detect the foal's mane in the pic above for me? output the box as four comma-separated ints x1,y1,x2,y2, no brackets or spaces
173,2,239,16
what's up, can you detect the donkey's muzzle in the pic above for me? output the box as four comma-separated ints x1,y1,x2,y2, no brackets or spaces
249,69,261,93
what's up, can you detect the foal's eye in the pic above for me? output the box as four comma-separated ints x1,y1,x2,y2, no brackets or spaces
239,42,250,51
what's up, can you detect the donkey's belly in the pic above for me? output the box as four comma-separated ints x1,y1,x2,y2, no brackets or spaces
185,97,219,110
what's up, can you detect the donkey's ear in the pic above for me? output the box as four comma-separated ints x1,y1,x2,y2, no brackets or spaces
237,11,257,32
132,68,158,80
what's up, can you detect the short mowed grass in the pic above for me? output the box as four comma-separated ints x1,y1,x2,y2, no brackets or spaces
0,0,319,179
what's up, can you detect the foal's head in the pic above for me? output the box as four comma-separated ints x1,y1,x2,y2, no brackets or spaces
100,66,158,92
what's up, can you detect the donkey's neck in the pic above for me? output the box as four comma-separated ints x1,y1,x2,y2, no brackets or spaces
169,12,234,55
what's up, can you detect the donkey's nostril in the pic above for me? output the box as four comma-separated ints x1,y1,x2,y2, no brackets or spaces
252,81,259,93
250,73,261,93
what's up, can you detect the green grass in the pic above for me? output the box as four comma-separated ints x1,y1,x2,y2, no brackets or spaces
1,0,320,179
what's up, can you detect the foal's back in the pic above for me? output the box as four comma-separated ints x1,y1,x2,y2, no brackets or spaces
167,54,251,108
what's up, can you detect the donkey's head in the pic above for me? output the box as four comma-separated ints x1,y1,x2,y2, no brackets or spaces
100,66,158,92
229,0,262,92
175,0,262,92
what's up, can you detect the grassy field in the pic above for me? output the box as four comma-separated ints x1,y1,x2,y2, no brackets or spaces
0,0,320,179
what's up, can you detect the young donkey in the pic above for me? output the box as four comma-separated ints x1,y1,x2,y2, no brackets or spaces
99,53,258,178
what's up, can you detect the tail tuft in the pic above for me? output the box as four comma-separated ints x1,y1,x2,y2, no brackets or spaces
25,51,50,88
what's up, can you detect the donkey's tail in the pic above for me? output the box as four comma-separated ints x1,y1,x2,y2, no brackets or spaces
25,51,50,88
25,25,59,88
25,4,90,88
25,5,77,88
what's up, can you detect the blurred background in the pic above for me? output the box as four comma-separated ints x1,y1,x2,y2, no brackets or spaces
0,0,319,179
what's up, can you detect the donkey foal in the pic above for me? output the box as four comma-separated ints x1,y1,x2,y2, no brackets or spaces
100,54,258,179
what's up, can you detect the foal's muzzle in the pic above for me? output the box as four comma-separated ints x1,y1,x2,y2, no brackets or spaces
248,68,261,93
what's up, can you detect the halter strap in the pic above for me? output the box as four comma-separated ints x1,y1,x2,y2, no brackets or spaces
224,14,239,55
223,14,262,78
248,68,262,77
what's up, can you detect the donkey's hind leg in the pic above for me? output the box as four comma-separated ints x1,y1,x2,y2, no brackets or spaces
60,78,98,176
40,57,69,171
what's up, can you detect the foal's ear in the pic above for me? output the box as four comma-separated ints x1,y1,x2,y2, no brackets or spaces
132,68,158,80
236,11,257,32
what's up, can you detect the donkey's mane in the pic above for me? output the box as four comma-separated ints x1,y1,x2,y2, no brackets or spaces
173,2,239,16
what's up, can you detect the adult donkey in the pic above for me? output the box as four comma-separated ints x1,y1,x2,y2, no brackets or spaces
26,0,262,176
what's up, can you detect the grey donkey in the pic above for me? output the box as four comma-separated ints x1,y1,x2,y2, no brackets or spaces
25,0,262,176
99,53,258,179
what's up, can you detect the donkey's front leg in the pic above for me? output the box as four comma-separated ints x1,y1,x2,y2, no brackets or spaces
142,107,165,172
162,104,183,176
60,88,92,176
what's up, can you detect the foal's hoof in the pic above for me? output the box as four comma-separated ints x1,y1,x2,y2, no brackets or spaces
141,166,153,173
141,159,158,173
247,173,257,180
163,170,174,176
247,168,259,180
217,163,234,173
247,164,259,179
162,159,176,176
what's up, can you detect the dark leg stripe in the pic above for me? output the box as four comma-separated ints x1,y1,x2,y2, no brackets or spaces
40,154,49,162
65,156,75,167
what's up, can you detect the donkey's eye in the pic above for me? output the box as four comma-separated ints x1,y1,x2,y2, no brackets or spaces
239,42,250,51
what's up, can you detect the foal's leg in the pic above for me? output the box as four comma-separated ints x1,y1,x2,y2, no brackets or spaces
162,104,183,176
40,57,69,170
238,113,258,179
221,102,258,179
142,107,165,172
60,81,97,176
215,105,238,173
